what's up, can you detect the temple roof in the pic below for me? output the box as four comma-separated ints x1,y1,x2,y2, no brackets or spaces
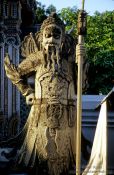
2,0,37,10
96,87,114,111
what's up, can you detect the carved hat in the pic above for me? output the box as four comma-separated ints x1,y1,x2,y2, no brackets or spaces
41,12,65,32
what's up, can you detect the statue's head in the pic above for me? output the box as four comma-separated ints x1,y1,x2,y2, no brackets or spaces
40,13,65,52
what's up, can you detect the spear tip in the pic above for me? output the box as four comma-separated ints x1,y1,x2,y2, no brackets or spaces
82,0,85,10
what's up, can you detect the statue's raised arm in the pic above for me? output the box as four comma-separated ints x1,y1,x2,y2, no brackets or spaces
4,54,34,97
4,31,44,104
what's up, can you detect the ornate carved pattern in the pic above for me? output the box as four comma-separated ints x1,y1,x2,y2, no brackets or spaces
5,35,20,48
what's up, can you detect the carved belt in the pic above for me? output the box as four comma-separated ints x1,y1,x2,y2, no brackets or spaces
33,98,68,105
33,98,75,128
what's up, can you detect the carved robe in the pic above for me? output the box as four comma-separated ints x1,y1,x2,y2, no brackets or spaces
4,49,77,175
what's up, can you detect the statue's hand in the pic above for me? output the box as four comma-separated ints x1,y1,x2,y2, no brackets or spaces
4,54,21,83
26,93,35,105
76,44,86,63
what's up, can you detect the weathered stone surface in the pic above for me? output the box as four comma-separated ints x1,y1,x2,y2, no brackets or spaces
3,13,90,175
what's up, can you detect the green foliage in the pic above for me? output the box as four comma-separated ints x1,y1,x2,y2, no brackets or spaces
46,4,56,15
35,1,47,23
60,6,78,37
60,9,114,94
85,11,114,94
35,2,57,24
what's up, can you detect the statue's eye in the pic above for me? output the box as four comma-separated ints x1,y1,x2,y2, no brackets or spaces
53,34,60,39
45,33,51,38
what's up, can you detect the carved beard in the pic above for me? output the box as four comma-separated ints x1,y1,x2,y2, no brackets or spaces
43,45,62,71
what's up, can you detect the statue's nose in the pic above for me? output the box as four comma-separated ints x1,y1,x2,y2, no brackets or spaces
50,36,54,43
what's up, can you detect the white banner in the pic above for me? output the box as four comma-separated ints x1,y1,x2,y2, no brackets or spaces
82,101,107,175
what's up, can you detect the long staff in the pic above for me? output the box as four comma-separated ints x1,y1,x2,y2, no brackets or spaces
76,1,87,174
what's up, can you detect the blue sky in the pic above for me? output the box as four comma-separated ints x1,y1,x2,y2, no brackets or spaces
40,0,114,15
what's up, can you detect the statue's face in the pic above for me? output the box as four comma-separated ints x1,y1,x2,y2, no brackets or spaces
42,24,63,52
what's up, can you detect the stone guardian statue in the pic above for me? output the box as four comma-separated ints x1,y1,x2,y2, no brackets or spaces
4,13,90,175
